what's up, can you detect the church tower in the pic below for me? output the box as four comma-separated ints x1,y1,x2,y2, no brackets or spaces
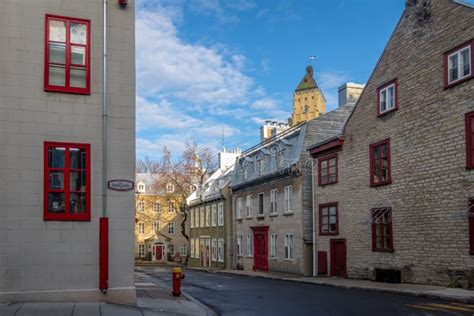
291,66,326,125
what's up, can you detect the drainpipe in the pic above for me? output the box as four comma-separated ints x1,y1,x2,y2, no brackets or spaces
311,159,317,277
99,0,109,293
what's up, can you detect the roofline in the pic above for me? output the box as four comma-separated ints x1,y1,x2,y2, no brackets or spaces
307,135,343,152
453,0,474,9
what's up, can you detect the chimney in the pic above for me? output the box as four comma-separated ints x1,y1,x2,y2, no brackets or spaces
338,82,365,107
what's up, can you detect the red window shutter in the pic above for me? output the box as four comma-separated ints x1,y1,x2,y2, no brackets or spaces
317,251,328,274
469,200,474,255
466,113,474,169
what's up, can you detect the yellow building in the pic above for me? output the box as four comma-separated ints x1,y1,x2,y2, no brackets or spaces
292,66,326,125
135,173,188,262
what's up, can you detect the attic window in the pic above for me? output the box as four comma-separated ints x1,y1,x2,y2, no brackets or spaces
444,40,473,88
166,183,175,193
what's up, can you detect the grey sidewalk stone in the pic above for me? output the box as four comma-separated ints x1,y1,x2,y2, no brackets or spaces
72,302,100,316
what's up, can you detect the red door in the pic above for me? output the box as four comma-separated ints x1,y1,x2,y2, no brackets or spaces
251,226,269,272
330,239,346,277
155,245,163,261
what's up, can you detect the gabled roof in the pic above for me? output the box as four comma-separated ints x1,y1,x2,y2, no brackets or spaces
186,164,235,206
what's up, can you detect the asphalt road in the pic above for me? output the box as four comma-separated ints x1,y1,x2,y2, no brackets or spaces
138,266,474,316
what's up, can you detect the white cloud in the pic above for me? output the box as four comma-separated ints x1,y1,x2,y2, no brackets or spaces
316,71,352,110
136,8,253,106
250,97,279,110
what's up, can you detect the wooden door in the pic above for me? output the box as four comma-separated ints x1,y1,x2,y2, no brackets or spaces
252,226,269,272
155,245,163,261
330,239,346,277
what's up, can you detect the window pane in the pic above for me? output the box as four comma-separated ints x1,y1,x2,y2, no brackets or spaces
49,43,66,64
373,162,380,183
49,20,66,42
461,48,470,77
49,171,64,190
70,23,87,44
329,174,336,182
380,90,387,112
330,223,337,232
449,54,459,82
49,66,65,86
321,168,327,176
387,86,394,109
48,147,65,168
48,192,65,213
381,144,387,158
376,236,382,248
70,193,86,214
70,148,86,169
329,158,336,167
71,46,86,65
321,160,327,169
384,237,391,248
70,68,86,88
322,216,328,224
70,171,86,191
322,207,328,215
329,166,336,176
329,215,337,224
329,206,336,215
373,146,379,159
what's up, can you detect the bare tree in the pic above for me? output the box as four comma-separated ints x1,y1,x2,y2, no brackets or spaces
136,156,161,173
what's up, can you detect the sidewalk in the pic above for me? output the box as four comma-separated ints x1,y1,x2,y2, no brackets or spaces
0,273,210,316
194,268,474,304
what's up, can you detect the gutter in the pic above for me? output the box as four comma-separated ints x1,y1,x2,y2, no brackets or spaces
311,159,316,277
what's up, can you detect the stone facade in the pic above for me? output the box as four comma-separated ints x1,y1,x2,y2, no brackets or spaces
0,0,136,302
310,0,474,287
292,66,326,125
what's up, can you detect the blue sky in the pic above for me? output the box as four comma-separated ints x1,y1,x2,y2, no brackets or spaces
135,0,405,160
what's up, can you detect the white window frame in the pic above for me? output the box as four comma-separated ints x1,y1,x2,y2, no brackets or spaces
257,192,264,217
218,202,224,226
139,222,145,234
153,202,160,213
152,220,159,232
205,205,211,227
284,185,293,213
138,244,145,257
168,222,175,235
237,235,243,256
169,244,175,256
168,201,174,213
191,238,195,258
378,82,396,114
180,243,187,257
246,195,252,218
211,204,217,227
211,239,217,262
190,208,194,228
195,238,200,259
166,183,175,193
247,234,253,257
138,201,145,213
236,197,242,219
200,207,205,227
257,154,264,175
284,233,294,260
447,45,471,84
218,238,224,262
270,234,277,259
270,189,277,215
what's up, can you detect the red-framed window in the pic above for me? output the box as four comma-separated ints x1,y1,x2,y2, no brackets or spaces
44,14,91,94
371,208,393,252
377,79,398,116
44,142,91,221
469,199,474,255
444,39,473,89
369,139,391,187
466,112,474,169
319,203,338,235
318,154,337,186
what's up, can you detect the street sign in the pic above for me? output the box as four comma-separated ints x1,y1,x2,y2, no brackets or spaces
108,179,134,191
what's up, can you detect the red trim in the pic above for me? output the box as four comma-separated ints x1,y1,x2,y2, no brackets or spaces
317,251,328,275
251,226,269,272
329,239,347,278
309,137,344,157
319,202,339,236
469,199,474,255
318,154,338,186
369,139,392,187
44,14,91,95
444,39,474,89
99,217,109,291
43,141,91,221
377,79,398,117
466,112,474,169
371,208,394,252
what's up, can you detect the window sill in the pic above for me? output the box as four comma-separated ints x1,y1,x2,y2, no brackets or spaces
370,180,392,188
246,256,253,258
246,216,253,220
319,181,338,187
377,107,398,117
283,258,294,262
44,85,91,95
372,248,394,253
257,215,265,219
444,74,473,89
269,257,278,261
283,211,294,216
269,213,278,217
319,232,339,236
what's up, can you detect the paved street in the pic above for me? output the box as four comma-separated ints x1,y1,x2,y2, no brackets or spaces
138,266,474,316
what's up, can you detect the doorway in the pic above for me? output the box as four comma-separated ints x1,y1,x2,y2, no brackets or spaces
330,239,346,277
155,244,164,262
200,237,211,267
251,226,269,272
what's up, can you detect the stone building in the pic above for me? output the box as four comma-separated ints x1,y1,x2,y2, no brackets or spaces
308,0,474,287
292,66,327,125
0,0,136,303
187,149,240,269
135,173,188,263
231,104,355,276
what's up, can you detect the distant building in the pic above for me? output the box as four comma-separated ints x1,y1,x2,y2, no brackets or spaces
337,82,365,107
135,173,188,263
187,149,240,269
260,121,290,142
292,66,327,125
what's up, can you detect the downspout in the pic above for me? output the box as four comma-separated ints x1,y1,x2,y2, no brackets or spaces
99,0,109,293
311,159,317,277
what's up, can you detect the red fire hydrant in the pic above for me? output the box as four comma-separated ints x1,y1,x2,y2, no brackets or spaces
172,267,185,296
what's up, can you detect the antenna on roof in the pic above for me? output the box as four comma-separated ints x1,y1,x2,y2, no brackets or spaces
308,56,316,65
222,127,225,152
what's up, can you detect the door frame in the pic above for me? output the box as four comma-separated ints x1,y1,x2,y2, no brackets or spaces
200,237,211,268
251,226,269,272
330,239,347,278
155,244,164,262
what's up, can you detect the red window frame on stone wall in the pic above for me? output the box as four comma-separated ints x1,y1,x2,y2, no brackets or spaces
44,14,91,95
371,208,394,252
466,112,474,169
318,154,338,186
444,39,474,89
469,199,474,255
369,139,392,187
319,203,339,236
44,142,91,221
377,79,398,116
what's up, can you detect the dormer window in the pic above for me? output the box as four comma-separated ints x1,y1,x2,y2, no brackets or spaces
166,183,175,193
377,79,398,116
256,154,264,175
444,40,473,88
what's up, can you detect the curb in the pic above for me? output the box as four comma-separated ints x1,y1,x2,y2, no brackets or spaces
181,290,217,316
211,270,474,304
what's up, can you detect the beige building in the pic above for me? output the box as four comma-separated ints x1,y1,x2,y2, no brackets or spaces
292,66,327,125
309,0,474,287
135,173,188,263
0,0,136,303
